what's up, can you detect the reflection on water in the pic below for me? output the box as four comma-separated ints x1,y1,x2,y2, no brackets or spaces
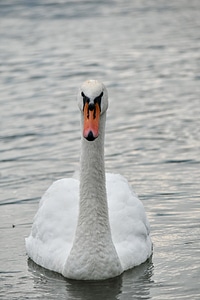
28,258,153,300
1,0,200,299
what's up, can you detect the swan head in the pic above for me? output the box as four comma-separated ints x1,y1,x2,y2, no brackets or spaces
78,80,108,141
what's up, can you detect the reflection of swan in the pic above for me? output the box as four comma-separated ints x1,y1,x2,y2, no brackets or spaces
28,258,123,300
28,257,153,300
26,80,152,280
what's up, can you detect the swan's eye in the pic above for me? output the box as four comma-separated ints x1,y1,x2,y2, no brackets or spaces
94,92,103,112
81,92,90,110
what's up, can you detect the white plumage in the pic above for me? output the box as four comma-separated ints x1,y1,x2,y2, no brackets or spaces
26,80,152,280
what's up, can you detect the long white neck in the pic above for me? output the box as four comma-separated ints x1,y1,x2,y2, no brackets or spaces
63,113,122,280
79,112,108,231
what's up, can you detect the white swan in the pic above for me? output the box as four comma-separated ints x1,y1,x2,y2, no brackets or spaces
26,80,152,280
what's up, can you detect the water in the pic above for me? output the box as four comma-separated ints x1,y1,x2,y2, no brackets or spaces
0,0,200,299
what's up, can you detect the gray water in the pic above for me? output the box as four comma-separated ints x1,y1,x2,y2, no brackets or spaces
0,0,200,299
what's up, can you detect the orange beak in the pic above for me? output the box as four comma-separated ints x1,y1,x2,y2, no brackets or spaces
83,102,100,141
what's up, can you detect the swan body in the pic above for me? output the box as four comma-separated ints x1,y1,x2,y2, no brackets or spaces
26,80,152,280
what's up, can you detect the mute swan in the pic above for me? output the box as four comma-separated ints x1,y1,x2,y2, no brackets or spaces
26,80,152,280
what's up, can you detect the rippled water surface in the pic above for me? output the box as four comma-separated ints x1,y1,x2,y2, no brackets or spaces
1,0,200,299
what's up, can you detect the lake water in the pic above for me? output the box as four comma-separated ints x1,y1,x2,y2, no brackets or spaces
0,0,200,299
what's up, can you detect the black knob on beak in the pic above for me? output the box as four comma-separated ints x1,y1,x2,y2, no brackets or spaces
88,103,95,111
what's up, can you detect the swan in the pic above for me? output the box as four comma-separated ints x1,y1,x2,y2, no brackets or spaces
26,80,152,280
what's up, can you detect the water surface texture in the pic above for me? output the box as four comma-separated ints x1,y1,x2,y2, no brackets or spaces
0,0,200,299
